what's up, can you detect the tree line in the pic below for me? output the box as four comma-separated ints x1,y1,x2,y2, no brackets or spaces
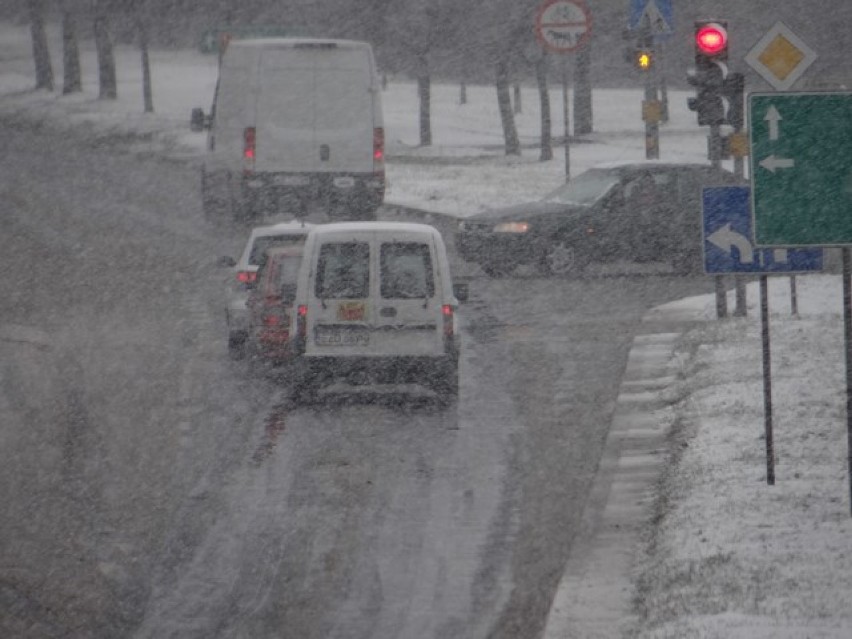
20,0,603,157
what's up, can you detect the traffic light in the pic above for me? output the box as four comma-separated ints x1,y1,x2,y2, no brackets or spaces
694,21,728,62
634,48,654,71
687,21,728,126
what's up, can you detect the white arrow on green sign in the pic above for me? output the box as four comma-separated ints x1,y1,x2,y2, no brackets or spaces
749,92,852,246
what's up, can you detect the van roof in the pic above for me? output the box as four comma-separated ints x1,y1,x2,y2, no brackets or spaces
227,37,374,51
307,221,443,238
250,220,315,238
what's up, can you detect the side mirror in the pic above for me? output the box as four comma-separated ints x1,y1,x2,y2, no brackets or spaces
453,282,469,303
190,107,207,132
279,283,298,304
217,255,237,268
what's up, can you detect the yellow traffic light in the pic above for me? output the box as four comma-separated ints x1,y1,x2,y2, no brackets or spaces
635,49,653,71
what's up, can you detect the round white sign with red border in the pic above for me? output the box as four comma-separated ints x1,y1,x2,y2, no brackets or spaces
535,0,592,54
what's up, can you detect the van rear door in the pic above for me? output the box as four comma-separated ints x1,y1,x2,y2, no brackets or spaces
312,48,374,174
372,239,443,356
255,47,317,174
310,239,373,355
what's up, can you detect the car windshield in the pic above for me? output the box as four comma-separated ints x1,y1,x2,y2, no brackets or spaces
541,171,620,206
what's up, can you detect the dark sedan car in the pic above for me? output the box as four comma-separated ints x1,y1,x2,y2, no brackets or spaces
456,161,744,277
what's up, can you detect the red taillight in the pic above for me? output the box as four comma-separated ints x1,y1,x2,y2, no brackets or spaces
243,126,256,161
237,270,257,284
262,314,284,327
297,305,308,338
442,304,454,337
373,127,384,164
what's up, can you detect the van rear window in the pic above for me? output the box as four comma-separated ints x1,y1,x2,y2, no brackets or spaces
316,242,370,299
380,243,434,299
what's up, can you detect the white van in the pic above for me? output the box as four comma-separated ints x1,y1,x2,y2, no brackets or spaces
291,222,468,404
192,38,385,221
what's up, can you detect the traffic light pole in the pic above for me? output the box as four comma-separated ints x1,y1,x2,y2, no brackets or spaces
638,17,659,159
709,123,722,169
644,73,659,159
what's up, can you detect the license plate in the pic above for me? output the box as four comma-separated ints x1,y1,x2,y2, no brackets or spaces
333,176,356,188
273,175,310,187
315,327,370,346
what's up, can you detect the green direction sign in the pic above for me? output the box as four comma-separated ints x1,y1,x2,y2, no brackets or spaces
750,92,852,246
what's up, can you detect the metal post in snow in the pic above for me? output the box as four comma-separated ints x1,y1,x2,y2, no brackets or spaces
715,275,728,319
790,275,799,316
843,248,852,515
734,275,747,316
733,144,747,317
761,274,775,485
562,55,570,182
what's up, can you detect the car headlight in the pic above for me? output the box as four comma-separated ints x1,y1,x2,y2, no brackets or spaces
493,221,530,233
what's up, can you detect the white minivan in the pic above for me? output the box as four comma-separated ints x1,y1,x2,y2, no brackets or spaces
192,38,385,221
291,222,468,404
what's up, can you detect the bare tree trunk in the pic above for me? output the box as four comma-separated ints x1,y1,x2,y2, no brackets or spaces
93,11,117,100
496,57,520,156
573,45,593,135
417,55,431,146
513,82,522,114
536,55,552,161
62,8,81,94
29,0,54,91
138,18,154,112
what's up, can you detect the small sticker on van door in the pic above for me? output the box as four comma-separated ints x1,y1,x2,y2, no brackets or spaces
337,301,367,321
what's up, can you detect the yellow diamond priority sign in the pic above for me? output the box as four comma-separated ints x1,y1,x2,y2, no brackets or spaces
745,22,816,91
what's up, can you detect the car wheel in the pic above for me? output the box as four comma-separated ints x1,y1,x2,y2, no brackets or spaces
540,238,586,276
480,260,517,278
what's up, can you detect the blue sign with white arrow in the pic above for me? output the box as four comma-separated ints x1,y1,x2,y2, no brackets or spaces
629,0,673,36
702,186,823,274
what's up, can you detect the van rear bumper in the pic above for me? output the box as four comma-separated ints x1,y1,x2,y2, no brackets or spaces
241,171,384,209
295,354,456,388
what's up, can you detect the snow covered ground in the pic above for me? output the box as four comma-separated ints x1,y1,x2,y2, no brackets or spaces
2,21,851,637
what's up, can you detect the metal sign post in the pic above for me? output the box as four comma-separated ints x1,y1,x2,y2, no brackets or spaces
703,186,824,485
845,249,852,516
760,274,775,485
535,0,592,182
562,57,570,180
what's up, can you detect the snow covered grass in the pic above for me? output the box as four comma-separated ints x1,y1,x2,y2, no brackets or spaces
2,20,852,637
632,277,852,638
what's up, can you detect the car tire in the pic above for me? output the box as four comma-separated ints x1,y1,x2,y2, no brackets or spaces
539,237,587,277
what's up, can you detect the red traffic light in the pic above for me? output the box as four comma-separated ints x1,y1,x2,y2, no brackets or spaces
695,22,727,56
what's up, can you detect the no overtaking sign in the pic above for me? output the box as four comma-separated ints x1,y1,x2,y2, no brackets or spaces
535,0,592,54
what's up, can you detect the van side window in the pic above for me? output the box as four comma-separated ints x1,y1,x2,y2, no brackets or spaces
380,243,434,299
316,242,370,299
